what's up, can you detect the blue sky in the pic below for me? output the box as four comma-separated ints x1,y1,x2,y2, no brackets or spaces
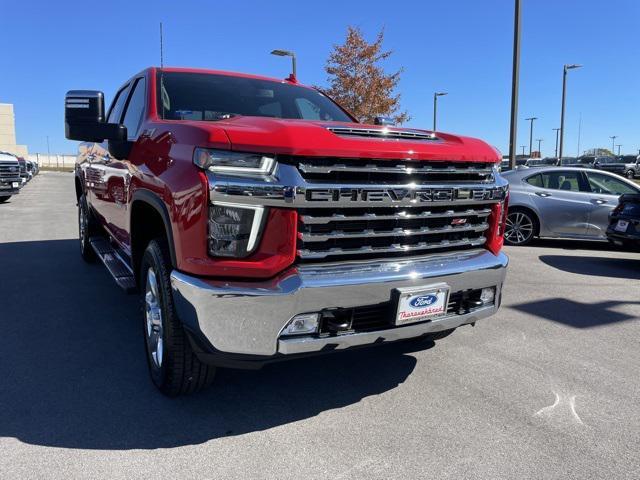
1,0,638,156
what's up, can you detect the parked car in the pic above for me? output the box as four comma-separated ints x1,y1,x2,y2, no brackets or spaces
502,167,640,245
594,156,627,176
16,157,28,185
65,66,509,396
0,151,22,203
558,157,578,166
563,155,614,168
499,158,528,171
525,157,559,167
606,194,640,249
617,155,640,179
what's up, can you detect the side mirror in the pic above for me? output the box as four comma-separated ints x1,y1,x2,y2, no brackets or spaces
65,90,127,143
374,116,394,126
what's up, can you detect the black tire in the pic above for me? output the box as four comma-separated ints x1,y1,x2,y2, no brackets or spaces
625,170,635,179
504,208,538,246
0,196,10,203
141,238,216,396
78,194,97,262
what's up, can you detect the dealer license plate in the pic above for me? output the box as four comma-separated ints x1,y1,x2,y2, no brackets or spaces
394,284,450,326
614,220,629,232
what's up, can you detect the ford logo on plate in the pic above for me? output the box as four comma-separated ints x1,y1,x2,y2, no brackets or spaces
410,295,438,308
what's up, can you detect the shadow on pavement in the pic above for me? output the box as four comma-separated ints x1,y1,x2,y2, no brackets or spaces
510,298,640,328
539,255,640,280
0,239,420,450
529,238,629,252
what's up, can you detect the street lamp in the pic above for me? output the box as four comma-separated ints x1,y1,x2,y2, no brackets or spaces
552,128,560,158
558,63,582,159
610,135,617,154
525,117,537,156
270,49,297,81
520,145,526,156
616,144,622,155
433,92,448,131
508,0,522,171
536,138,543,156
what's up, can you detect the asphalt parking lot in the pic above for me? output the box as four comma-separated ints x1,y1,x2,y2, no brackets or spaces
1,171,639,479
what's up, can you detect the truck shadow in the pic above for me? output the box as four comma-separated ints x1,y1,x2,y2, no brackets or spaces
538,254,640,280
0,239,420,450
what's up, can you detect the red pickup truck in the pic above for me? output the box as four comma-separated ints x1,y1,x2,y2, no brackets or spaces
65,67,508,396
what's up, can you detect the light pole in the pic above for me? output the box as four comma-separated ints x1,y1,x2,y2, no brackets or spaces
610,136,617,154
520,145,526,156
558,64,582,159
525,117,537,156
270,49,297,81
508,0,522,171
433,92,447,131
552,128,560,158
616,144,622,155
536,138,543,156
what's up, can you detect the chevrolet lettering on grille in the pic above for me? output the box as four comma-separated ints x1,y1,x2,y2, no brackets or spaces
304,187,505,204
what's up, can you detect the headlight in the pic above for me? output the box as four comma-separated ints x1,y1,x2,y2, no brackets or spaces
208,203,267,257
194,148,276,176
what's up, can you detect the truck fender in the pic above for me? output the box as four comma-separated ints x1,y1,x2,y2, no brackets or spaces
131,189,178,269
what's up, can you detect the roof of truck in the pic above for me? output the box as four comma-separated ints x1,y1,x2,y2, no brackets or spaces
154,66,303,86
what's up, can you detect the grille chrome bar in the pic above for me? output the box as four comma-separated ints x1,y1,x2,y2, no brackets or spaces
326,126,437,141
298,163,493,176
299,223,489,242
300,207,491,225
298,237,487,260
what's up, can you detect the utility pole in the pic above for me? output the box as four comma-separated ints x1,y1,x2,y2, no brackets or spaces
616,144,622,155
536,139,543,156
610,135,617,154
525,117,537,156
508,0,521,170
520,145,526,156
552,128,560,158
559,64,582,159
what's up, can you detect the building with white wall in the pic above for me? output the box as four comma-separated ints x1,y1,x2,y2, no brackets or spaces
0,103,28,157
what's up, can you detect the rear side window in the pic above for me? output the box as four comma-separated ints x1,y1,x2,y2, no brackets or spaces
107,85,131,124
586,172,638,196
122,78,146,139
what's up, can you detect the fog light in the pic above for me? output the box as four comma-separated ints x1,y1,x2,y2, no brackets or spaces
282,313,320,336
480,287,496,305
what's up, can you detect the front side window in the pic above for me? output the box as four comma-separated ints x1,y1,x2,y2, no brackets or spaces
537,171,583,192
157,72,353,122
122,78,146,139
107,84,131,124
586,172,638,195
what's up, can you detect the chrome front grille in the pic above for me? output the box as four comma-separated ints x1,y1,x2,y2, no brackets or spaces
326,126,437,142
0,162,21,179
293,158,501,262
295,158,495,184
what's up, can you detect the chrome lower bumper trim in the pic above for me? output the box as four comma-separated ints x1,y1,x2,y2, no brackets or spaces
170,249,508,358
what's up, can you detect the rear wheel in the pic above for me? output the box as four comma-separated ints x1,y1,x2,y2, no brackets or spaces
626,170,635,179
141,238,216,396
504,209,537,246
0,196,10,203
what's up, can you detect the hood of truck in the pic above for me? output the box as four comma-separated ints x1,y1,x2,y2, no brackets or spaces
209,117,499,163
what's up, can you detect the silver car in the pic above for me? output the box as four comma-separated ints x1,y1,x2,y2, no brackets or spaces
502,167,640,245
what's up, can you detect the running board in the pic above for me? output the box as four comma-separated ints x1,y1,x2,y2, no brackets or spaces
89,237,138,293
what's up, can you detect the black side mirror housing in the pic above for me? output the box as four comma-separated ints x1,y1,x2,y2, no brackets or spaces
65,90,127,143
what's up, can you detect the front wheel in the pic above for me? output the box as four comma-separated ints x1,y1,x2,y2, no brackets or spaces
626,170,635,179
504,210,537,246
141,238,216,396
0,196,10,203
78,194,96,262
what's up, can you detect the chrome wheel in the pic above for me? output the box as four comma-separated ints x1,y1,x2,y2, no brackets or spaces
505,211,534,245
626,170,635,179
145,268,164,369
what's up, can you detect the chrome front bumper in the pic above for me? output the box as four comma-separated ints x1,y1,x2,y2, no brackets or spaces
170,249,508,363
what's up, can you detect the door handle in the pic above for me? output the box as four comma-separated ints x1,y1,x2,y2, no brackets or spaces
535,192,551,197
593,199,607,205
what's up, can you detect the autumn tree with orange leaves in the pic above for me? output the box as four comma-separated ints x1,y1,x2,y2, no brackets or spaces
322,26,410,125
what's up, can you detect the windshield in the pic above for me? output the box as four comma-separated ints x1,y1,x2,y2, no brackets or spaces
157,72,353,122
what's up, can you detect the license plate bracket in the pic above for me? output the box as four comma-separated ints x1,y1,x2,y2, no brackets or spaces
393,283,450,326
